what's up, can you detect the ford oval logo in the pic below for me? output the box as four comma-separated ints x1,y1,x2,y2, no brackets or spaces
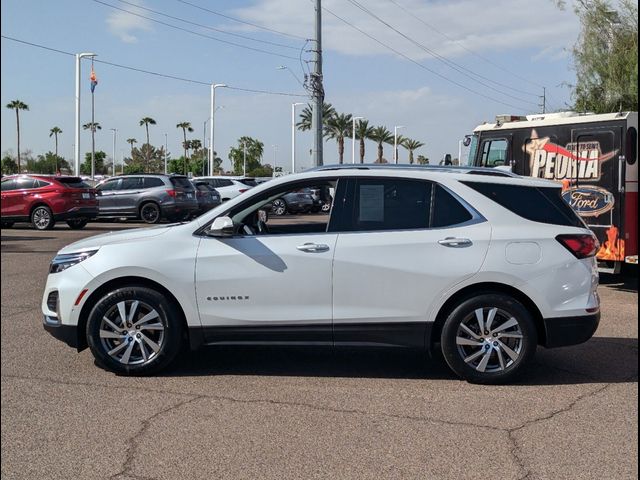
562,186,614,217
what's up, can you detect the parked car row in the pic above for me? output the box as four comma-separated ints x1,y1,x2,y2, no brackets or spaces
1,173,336,230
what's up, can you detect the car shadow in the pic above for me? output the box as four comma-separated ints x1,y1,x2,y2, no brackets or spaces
162,336,638,385
599,272,638,293
1,235,55,242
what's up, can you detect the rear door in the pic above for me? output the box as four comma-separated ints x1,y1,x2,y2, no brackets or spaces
331,177,491,347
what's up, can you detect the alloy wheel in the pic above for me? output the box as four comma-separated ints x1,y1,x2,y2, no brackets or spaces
99,300,165,365
455,307,524,373
33,207,52,230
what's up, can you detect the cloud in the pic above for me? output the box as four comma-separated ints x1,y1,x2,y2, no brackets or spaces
105,0,152,43
232,0,579,61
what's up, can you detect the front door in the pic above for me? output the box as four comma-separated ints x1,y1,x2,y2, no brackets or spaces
194,177,343,344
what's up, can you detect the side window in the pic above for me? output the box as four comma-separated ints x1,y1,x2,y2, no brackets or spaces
626,127,637,165
346,179,432,232
1,179,16,191
431,185,474,227
35,180,51,188
119,177,143,190
219,179,234,187
229,180,339,236
144,177,164,188
16,177,37,190
480,139,509,167
97,179,119,191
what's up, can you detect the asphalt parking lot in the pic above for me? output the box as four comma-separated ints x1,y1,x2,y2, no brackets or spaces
1,222,637,480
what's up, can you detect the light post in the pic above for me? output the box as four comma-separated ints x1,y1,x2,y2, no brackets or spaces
352,116,364,164
74,52,97,177
164,133,168,174
109,128,117,176
272,144,278,177
210,83,228,176
394,125,405,164
291,102,304,173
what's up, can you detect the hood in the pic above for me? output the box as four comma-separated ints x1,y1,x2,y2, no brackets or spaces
58,224,174,254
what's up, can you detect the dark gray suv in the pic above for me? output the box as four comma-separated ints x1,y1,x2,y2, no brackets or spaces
95,174,198,223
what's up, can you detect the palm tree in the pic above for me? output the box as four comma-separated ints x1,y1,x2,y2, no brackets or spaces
139,117,156,145
297,102,336,131
369,126,394,163
402,138,426,164
49,126,62,157
354,119,373,163
82,122,102,132
324,113,353,164
126,138,137,158
176,121,194,160
393,134,406,163
6,100,29,173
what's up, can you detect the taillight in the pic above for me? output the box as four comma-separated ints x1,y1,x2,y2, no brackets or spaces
556,234,599,259
239,189,248,194
166,189,177,198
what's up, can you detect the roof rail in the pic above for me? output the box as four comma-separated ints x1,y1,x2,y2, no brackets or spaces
309,163,519,178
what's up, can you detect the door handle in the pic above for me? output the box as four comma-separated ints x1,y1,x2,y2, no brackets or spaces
438,237,473,248
297,243,330,253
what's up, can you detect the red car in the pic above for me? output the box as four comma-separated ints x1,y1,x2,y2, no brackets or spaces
1,175,98,230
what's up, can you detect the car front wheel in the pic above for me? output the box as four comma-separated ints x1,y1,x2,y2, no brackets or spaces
271,198,287,216
440,294,537,384
86,286,183,375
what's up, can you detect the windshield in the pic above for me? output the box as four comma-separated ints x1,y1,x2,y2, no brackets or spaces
466,134,479,166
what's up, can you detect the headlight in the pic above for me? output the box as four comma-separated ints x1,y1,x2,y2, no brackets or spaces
49,249,98,274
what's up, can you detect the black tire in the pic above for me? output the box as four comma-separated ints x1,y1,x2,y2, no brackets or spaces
66,218,89,229
0,221,14,228
271,198,287,216
139,202,161,224
86,286,183,375
31,205,55,230
440,294,537,384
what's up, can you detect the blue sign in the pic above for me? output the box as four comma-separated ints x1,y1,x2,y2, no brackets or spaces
562,186,615,217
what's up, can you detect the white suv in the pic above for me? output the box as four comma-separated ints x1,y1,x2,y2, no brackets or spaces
42,165,600,384
193,176,256,201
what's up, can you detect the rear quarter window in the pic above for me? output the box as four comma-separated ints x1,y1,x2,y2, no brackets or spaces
144,177,165,188
462,181,585,228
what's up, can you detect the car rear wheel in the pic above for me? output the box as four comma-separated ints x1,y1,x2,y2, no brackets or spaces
66,218,89,229
272,198,287,216
86,286,183,375
140,202,161,224
31,206,55,230
440,294,537,384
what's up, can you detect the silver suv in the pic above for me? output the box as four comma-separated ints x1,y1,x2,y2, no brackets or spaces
95,174,198,223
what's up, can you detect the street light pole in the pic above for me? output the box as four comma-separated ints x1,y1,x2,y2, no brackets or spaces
352,116,364,164
272,144,278,177
164,133,168,174
210,83,228,176
109,128,117,176
74,52,96,176
292,102,304,173
394,125,405,164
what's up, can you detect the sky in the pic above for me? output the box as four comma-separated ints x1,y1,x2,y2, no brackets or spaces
1,0,581,173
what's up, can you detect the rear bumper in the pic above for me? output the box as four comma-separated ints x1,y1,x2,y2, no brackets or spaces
161,203,199,218
542,312,600,348
54,206,99,221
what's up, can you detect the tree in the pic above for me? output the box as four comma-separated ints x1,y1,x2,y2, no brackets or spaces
297,102,336,131
49,126,62,157
35,152,70,174
401,138,426,164
1,154,18,175
80,151,107,175
416,155,430,165
369,126,394,163
566,0,638,112
393,134,406,163
139,117,156,145
354,119,373,163
83,122,101,132
324,113,353,164
123,144,167,174
6,100,29,173
176,121,194,162
229,137,264,175
126,138,137,158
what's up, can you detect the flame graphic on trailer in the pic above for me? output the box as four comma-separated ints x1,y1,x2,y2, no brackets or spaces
597,226,625,261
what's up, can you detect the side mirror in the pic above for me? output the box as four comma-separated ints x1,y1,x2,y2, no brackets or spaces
208,216,234,237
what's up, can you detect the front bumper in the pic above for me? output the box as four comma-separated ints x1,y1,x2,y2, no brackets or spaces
542,312,600,348
43,316,79,349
